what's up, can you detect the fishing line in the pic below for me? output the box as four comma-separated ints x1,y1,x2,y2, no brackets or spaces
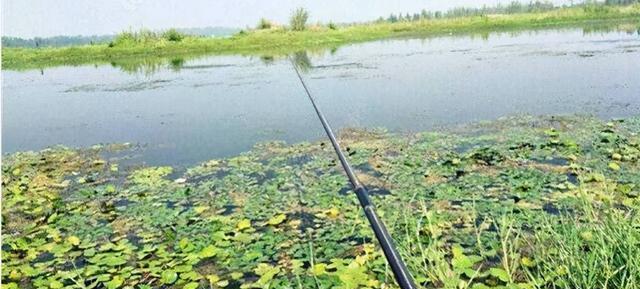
289,57,417,289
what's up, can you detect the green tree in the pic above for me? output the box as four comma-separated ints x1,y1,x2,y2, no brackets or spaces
257,18,272,29
290,8,309,31
420,9,430,19
162,29,184,42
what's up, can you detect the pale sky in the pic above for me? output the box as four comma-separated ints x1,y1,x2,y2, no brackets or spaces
2,0,572,38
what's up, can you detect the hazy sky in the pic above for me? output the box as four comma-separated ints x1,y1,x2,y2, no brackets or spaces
2,0,572,38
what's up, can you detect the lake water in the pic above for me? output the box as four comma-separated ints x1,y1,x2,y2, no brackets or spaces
3,26,640,166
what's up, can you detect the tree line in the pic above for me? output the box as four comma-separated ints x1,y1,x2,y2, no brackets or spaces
1,35,114,48
379,0,639,23
2,27,239,48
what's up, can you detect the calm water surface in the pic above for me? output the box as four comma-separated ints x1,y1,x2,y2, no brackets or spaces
3,27,640,166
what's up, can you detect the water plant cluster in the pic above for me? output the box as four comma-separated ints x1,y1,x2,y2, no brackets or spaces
2,115,639,288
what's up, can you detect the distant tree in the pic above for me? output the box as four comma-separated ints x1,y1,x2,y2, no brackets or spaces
257,18,272,29
372,0,636,25
290,8,309,31
162,29,184,42
528,1,554,12
604,0,637,4
2,34,114,48
506,1,523,13
420,9,430,19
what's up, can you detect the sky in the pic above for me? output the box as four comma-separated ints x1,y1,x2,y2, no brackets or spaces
2,0,573,38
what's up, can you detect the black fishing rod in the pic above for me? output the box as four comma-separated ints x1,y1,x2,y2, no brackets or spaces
290,59,417,289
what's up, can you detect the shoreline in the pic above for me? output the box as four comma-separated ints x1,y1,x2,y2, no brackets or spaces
2,4,639,70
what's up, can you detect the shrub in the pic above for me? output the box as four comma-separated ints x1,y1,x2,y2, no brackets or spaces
328,22,337,30
113,31,137,46
290,8,309,31
162,29,185,42
583,3,612,14
113,29,161,46
257,18,272,29
138,29,158,42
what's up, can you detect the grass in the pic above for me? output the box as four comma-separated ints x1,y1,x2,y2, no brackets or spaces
526,199,640,288
400,199,640,288
2,4,640,70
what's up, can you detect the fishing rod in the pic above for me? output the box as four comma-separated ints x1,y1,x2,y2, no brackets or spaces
290,59,417,289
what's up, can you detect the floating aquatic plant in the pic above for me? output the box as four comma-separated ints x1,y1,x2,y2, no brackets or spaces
2,115,639,288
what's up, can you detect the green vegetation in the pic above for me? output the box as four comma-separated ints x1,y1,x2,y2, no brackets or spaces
3,3,640,70
1,28,240,48
2,114,640,288
163,29,186,42
290,8,310,31
1,35,114,48
383,0,556,22
530,209,639,288
109,29,187,47
257,18,273,30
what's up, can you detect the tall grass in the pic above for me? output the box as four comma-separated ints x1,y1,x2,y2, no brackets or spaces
394,193,639,288
526,203,640,289
110,28,186,47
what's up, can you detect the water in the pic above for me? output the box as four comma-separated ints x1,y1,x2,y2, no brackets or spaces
3,26,640,166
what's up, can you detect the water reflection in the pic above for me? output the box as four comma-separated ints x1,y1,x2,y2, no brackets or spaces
169,58,186,72
292,51,312,72
111,57,165,76
582,22,640,35
104,51,319,76
3,23,640,166
82,21,639,77
260,55,275,65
